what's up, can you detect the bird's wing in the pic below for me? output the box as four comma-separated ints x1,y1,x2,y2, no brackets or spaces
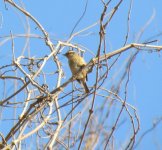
78,64,88,81
77,62,86,68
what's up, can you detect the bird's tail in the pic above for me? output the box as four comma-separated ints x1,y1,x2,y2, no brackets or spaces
82,81,90,93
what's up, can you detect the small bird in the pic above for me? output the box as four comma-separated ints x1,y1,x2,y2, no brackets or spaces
64,50,90,93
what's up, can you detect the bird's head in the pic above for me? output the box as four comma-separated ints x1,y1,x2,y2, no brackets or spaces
63,50,76,58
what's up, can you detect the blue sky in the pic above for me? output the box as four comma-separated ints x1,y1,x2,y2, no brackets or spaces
0,0,162,149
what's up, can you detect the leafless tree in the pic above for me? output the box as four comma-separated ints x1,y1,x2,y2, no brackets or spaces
0,0,162,150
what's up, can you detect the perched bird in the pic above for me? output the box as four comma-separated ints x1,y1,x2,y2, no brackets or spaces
64,50,90,93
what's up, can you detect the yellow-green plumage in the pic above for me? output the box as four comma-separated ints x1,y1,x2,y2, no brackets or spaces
64,51,89,93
